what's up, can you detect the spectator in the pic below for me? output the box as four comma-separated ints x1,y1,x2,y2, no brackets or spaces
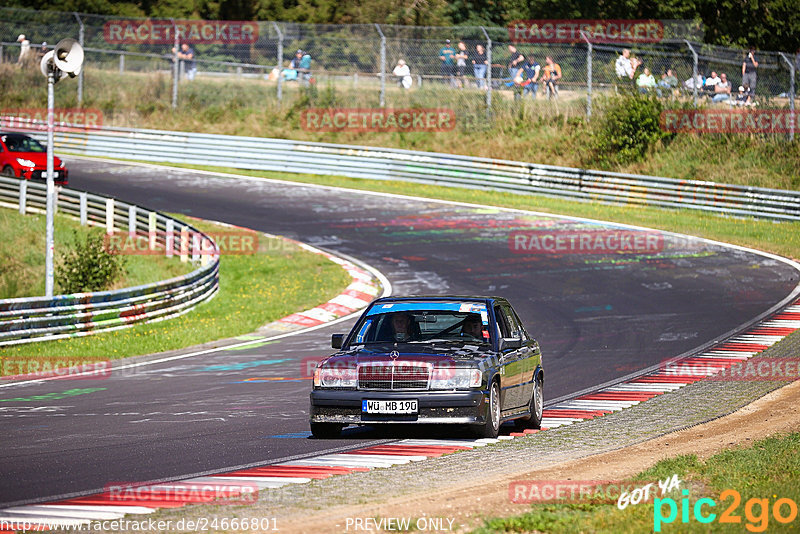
636,67,657,93
712,73,732,102
684,72,704,91
439,39,456,86
294,49,313,86
455,41,469,88
615,49,641,80
521,55,540,98
542,56,561,99
704,71,721,96
16,34,31,65
507,44,524,82
392,59,412,89
472,44,488,89
658,68,678,96
733,85,754,106
742,47,758,94
172,43,196,81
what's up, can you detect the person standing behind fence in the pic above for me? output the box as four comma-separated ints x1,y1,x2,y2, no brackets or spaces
439,39,456,86
507,44,524,82
393,59,412,89
455,41,469,88
472,44,488,89
542,56,561,99
521,55,540,98
16,34,31,65
742,47,758,94
172,43,196,81
615,49,641,87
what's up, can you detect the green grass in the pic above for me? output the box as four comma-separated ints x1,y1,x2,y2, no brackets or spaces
0,207,193,299
0,216,352,362
3,64,797,189
122,161,800,262
474,432,800,533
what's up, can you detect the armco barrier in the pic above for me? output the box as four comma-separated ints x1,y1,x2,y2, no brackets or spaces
0,176,219,346
8,121,800,221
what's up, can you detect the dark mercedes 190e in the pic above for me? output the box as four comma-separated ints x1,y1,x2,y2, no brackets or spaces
309,296,543,438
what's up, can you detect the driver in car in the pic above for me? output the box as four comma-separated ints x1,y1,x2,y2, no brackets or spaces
462,314,484,339
391,312,415,342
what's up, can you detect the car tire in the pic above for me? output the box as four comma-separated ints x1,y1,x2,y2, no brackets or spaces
473,380,500,439
516,374,543,429
1,166,16,178
310,422,343,438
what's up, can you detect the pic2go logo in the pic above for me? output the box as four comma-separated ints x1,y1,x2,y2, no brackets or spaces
654,489,798,532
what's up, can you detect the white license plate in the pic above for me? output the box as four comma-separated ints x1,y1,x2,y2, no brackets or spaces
362,399,418,414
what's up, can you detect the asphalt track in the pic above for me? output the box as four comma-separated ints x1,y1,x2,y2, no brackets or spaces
1,157,798,505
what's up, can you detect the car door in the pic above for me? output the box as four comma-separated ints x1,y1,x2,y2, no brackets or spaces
507,305,536,404
495,304,524,410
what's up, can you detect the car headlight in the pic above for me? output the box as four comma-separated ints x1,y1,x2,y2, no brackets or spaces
314,366,357,388
430,367,482,390
16,158,36,167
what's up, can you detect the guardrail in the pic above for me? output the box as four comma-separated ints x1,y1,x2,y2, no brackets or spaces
0,176,219,346
5,120,800,221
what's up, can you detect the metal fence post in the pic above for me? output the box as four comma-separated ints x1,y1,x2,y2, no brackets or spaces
165,219,174,258
18,180,26,214
79,192,87,225
128,205,136,236
685,40,699,108
148,211,157,251
171,18,179,109
119,54,124,74
581,31,592,121
375,24,386,108
74,12,84,106
272,22,283,104
481,27,492,116
105,198,114,234
779,52,796,141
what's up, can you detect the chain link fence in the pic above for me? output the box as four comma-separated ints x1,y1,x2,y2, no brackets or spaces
1,7,797,132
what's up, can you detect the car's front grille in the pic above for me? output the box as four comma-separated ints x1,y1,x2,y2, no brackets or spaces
358,363,430,390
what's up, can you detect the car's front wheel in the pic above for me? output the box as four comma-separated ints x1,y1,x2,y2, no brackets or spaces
1,165,16,178
310,422,343,438
473,381,500,438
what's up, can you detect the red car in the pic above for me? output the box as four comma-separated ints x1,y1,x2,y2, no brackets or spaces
0,132,68,185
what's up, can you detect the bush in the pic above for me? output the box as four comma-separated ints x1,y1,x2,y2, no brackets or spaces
590,94,671,167
56,230,126,294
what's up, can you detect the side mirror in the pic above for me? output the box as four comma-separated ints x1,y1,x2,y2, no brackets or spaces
331,334,344,349
501,337,522,350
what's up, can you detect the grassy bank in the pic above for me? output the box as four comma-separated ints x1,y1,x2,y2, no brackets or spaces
475,432,800,533
1,216,352,362
0,207,192,299
3,64,797,189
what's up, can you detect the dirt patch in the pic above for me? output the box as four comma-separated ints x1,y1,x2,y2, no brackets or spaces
280,379,800,533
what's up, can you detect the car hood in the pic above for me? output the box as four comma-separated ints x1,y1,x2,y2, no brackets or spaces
324,342,493,367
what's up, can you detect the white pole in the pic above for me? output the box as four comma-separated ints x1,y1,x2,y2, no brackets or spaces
45,71,55,297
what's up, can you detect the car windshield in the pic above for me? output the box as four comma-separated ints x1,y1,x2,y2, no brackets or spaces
2,134,45,153
350,301,492,345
